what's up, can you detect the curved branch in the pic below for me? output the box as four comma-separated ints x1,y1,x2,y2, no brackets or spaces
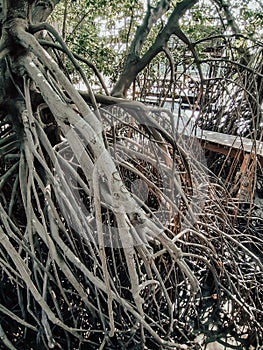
39,39,109,95
29,22,101,110
200,58,263,78
194,33,262,47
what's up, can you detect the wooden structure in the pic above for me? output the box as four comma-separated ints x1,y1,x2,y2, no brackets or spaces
135,76,263,199
197,130,263,159
197,130,263,201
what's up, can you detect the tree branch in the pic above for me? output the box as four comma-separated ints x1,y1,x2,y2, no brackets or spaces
112,0,198,97
39,39,109,95
130,0,171,58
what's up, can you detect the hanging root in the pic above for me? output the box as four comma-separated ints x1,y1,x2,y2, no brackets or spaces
0,22,262,350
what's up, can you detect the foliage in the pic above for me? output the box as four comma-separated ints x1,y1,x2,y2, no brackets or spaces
50,0,144,84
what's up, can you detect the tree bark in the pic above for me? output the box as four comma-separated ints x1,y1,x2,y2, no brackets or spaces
111,0,198,97
32,0,60,23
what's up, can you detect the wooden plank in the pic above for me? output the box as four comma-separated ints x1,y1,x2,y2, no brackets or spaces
197,130,263,158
